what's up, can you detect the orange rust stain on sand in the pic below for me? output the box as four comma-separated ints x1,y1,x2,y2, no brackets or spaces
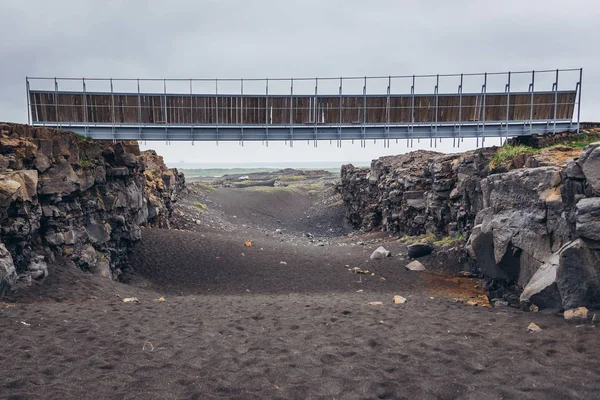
421,272,490,307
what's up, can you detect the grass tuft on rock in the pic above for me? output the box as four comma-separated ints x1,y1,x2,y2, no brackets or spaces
489,145,537,169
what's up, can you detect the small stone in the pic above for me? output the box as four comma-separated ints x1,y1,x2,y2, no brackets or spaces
123,297,140,303
529,304,539,313
405,260,426,271
392,295,407,304
370,246,391,260
279,261,287,265
564,307,589,321
275,229,282,234
368,301,383,306
527,322,542,333
493,299,509,308
356,289,364,293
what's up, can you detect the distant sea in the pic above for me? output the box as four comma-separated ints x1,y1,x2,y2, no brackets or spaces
169,161,370,178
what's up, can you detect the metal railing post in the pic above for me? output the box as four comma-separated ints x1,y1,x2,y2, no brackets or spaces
164,79,168,144
240,78,244,146
265,78,269,147
577,68,582,133
26,77,31,126
338,77,343,147
362,76,367,148
215,78,219,145
433,74,439,148
110,78,115,141
386,76,391,148
54,77,60,129
481,72,487,147
457,73,463,148
314,77,318,147
410,75,415,147
290,78,294,147
82,78,88,137
190,78,194,144
553,69,559,134
504,71,511,145
137,79,142,141
529,70,535,135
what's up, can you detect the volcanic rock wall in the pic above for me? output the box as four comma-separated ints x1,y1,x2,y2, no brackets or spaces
0,123,184,297
340,137,600,310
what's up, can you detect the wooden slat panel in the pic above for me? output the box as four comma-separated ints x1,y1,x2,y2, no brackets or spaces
29,91,577,125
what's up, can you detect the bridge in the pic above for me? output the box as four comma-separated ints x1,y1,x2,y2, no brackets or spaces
26,68,582,147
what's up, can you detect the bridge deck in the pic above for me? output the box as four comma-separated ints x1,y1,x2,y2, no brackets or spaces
26,69,582,144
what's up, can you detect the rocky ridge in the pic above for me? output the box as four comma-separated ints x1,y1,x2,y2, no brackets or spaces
340,130,600,310
0,123,184,297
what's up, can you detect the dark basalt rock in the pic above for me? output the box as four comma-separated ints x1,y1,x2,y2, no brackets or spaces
407,243,433,259
0,123,185,298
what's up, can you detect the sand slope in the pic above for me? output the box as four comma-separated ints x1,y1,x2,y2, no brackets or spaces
1,183,599,399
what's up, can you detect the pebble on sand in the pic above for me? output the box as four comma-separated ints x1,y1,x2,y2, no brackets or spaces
564,307,589,321
527,322,542,333
405,260,426,271
393,295,407,304
368,301,383,306
123,297,140,303
370,246,391,260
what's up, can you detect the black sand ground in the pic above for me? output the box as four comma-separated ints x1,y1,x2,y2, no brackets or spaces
1,184,599,399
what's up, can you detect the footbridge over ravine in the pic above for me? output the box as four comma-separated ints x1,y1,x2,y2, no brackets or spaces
26,68,583,147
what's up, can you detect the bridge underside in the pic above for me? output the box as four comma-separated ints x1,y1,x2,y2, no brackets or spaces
34,121,578,142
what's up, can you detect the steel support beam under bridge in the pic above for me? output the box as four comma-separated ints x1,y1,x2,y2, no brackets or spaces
33,121,579,145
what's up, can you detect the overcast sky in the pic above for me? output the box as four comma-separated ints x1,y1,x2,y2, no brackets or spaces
1,0,598,166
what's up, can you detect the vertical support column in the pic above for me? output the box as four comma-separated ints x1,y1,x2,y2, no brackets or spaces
290,78,294,147
82,78,88,137
26,77,31,126
54,78,60,129
529,70,535,135
240,78,244,146
386,76,391,148
190,78,194,144
314,77,318,147
504,71,511,145
577,68,582,133
410,75,415,147
137,79,142,141
433,74,439,148
362,76,367,148
338,77,343,147
553,69,559,134
265,78,269,147
481,73,487,147
215,78,219,146
164,79,169,144
110,78,115,142
457,73,463,148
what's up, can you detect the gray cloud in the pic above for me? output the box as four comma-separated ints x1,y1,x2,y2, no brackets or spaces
1,0,598,164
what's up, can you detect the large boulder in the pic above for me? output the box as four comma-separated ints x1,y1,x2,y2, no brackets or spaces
0,170,38,206
578,142,600,195
519,254,561,309
38,158,80,196
575,198,600,247
557,239,600,309
407,242,433,258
